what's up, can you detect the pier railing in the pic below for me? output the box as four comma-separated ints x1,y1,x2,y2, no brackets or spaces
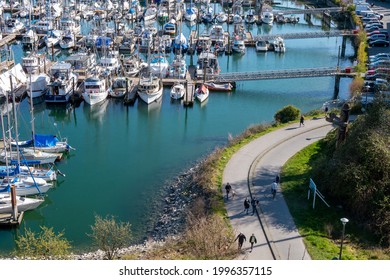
209,67,343,83
253,30,356,42
272,7,345,15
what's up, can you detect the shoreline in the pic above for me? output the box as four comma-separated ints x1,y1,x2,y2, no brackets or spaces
71,160,206,260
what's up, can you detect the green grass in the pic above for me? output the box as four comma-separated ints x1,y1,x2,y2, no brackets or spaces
281,141,390,260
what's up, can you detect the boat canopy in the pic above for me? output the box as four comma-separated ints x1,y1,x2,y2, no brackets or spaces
34,134,59,148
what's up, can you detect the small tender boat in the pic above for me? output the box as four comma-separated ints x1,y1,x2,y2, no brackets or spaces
273,37,286,53
195,84,209,103
170,82,185,100
232,39,246,54
109,77,131,98
261,9,274,25
204,82,233,92
255,40,269,52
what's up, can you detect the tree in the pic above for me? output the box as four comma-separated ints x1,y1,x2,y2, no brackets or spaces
274,105,300,124
15,226,71,259
88,214,132,260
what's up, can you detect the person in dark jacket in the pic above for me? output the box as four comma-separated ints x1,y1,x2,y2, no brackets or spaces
244,198,250,214
225,182,232,200
235,232,247,251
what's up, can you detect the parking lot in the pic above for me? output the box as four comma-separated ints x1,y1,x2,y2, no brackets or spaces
366,0,390,55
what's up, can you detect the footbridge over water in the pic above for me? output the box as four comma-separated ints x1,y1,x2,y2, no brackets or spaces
210,67,353,83
272,7,346,15
207,67,355,97
253,30,356,42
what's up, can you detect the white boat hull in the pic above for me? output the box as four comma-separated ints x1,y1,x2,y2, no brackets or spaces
138,86,163,104
0,194,44,214
82,91,109,106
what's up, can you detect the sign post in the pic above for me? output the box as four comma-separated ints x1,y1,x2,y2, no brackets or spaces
308,178,330,209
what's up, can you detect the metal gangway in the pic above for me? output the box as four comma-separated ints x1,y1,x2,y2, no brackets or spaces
210,67,339,83
253,30,355,41
272,7,345,15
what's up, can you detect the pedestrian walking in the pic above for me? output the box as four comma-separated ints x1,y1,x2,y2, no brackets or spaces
225,182,232,200
324,106,329,117
244,198,250,214
300,115,305,127
271,181,278,199
251,197,257,215
234,232,246,251
275,174,280,184
249,233,257,252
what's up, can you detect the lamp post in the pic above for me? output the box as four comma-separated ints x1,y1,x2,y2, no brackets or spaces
339,217,349,260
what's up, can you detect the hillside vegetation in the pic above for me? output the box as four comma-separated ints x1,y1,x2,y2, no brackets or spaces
311,101,390,246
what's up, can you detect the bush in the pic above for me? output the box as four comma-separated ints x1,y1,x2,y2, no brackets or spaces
15,226,71,259
274,105,300,123
311,102,390,246
88,215,132,260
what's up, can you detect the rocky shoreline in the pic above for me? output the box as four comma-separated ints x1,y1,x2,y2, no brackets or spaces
72,161,206,260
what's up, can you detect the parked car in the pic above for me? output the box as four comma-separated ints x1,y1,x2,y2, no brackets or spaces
368,60,390,69
369,39,390,47
369,53,390,61
365,22,384,29
365,25,381,33
368,34,388,42
365,68,390,80
366,30,389,38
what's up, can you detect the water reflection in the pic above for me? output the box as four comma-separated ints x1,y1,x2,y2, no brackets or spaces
46,103,74,123
137,96,162,117
83,99,109,123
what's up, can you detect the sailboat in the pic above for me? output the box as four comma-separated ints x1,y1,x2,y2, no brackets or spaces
0,176,53,196
0,193,44,214
0,107,54,196
1,84,61,165
9,70,72,155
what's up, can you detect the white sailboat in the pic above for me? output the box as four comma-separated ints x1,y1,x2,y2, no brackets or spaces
0,193,44,214
0,177,53,196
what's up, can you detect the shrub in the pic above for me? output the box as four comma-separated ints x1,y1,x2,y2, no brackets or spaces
88,214,132,260
15,226,71,259
274,105,300,123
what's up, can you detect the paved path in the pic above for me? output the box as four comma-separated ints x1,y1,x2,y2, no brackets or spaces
223,117,336,260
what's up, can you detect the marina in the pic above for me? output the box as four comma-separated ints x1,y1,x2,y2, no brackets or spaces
0,0,356,253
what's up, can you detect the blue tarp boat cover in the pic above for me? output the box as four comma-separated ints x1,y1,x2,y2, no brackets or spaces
96,36,112,47
34,134,59,147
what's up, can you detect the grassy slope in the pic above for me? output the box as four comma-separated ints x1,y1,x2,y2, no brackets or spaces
281,141,390,260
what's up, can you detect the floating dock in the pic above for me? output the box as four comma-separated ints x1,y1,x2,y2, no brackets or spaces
0,212,24,227
124,78,139,105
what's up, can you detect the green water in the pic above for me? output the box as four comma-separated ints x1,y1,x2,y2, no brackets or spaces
0,2,355,254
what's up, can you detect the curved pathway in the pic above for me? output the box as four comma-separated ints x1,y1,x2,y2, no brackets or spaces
222,117,335,260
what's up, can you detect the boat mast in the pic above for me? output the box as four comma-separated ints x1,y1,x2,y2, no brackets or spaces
29,71,36,151
10,76,22,166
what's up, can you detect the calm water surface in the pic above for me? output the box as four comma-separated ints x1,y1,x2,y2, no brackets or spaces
0,1,355,253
